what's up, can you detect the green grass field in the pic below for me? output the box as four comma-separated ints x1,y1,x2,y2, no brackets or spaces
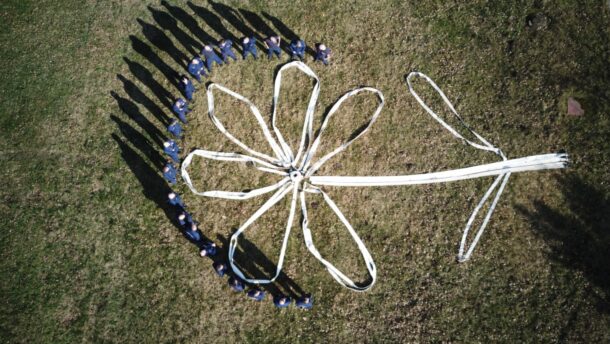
1,0,609,342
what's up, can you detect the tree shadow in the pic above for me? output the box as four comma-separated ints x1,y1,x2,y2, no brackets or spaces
148,6,201,57
517,174,610,314
217,233,305,299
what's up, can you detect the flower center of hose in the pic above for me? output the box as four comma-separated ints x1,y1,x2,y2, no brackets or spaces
289,168,304,185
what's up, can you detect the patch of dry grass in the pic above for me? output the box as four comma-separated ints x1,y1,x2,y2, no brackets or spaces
1,0,609,342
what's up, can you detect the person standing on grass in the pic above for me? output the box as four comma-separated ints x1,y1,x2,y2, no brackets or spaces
264,35,281,59
247,289,265,301
184,222,204,244
229,277,245,292
241,37,258,60
167,191,185,208
289,39,306,60
180,75,195,101
273,295,291,308
163,140,180,163
214,262,228,277
296,294,313,309
219,39,237,63
162,163,177,185
201,45,224,73
314,43,332,65
167,120,183,139
172,98,190,124
177,211,194,228
199,242,217,257
188,57,206,82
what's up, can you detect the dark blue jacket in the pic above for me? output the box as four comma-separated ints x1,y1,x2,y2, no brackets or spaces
296,295,313,309
243,37,257,51
214,262,228,277
290,40,306,55
188,58,204,75
178,212,193,227
229,277,245,292
265,37,280,51
167,121,183,138
273,296,291,308
315,48,331,60
184,227,202,242
163,164,177,183
181,78,195,93
172,99,188,115
201,242,217,256
219,39,233,52
163,141,179,155
247,289,265,301
168,194,184,208
201,46,222,60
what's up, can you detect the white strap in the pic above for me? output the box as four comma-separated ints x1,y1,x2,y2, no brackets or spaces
271,62,320,165
207,83,290,166
228,184,297,284
301,87,385,175
309,153,568,186
182,63,568,292
300,186,377,291
181,149,289,200
406,72,505,158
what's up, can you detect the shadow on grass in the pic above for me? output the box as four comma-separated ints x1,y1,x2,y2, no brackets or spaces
148,6,201,57
116,74,171,127
113,2,310,300
218,233,306,299
263,11,316,57
124,53,176,108
186,1,240,51
207,0,256,43
112,133,177,222
517,174,610,313
137,18,188,70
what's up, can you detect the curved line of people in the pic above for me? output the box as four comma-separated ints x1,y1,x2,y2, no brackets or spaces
159,35,325,309
188,36,333,83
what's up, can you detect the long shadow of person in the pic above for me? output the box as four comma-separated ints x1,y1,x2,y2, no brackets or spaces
238,9,283,53
208,1,257,45
216,234,286,298
129,36,181,91
217,232,306,299
517,174,610,314
111,91,167,147
112,133,179,223
111,115,165,169
262,11,316,57
162,1,215,48
137,18,189,70
186,1,240,52
123,56,177,113
148,6,202,57
116,74,171,127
